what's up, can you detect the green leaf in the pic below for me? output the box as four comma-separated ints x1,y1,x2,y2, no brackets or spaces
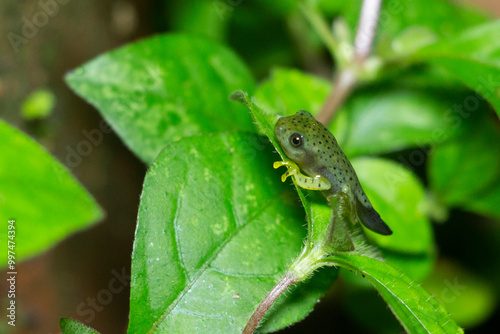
66,34,255,164
351,157,435,281
254,68,458,157
129,132,337,333
329,253,463,334
253,0,297,16
0,120,103,267
429,114,500,213
169,0,230,42
416,21,500,116
352,157,433,255
60,318,100,334
255,68,330,115
381,250,435,283
465,178,500,221
337,89,458,157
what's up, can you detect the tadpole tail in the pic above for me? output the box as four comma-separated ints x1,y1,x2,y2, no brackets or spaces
356,199,393,236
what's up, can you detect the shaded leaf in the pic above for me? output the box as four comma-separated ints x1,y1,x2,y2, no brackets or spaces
466,178,500,221
416,21,500,116
0,120,103,267
254,68,330,115
338,89,457,157
428,114,500,214
253,0,297,16
66,34,255,164
352,157,433,255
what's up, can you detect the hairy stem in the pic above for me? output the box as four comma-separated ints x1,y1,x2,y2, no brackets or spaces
317,0,382,125
242,272,297,334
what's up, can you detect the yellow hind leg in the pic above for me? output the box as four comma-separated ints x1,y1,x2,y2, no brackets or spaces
273,161,331,191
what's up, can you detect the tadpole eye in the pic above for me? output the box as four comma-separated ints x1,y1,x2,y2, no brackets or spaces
289,133,303,147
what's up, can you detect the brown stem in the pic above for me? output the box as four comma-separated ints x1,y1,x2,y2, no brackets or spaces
316,69,356,125
317,0,382,125
242,272,297,334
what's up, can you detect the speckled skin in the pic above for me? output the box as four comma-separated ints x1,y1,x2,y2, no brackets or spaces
274,110,392,236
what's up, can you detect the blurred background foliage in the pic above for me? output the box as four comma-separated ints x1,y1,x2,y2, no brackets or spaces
1,0,500,333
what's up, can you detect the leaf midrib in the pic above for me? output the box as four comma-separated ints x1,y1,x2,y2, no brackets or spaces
147,187,279,332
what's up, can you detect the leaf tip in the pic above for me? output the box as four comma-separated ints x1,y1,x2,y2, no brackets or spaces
229,90,249,106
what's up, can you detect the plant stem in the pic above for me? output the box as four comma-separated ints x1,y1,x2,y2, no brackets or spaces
354,0,382,63
316,69,356,125
316,0,382,125
242,272,296,334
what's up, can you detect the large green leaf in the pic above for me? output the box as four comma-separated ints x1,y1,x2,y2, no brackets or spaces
255,68,456,158
60,318,100,334
352,157,434,281
66,34,255,164
337,89,457,157
328,253,463,334
416,21,500,116
352,157,433,254
0,120,103,267
129,132,337,333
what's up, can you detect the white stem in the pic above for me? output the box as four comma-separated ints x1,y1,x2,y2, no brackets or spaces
354,0,382,62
